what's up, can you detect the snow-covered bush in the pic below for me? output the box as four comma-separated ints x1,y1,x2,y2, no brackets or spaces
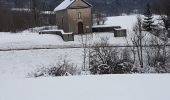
28,59,80,78
89,37,134,74
145,35,170,73
113,62,134,74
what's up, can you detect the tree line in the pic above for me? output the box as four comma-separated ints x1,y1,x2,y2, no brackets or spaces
0,0,170,32
2,0,169,15
0,0,55,32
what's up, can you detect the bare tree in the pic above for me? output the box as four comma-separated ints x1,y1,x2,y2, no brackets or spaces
126,31,137,64
31,0,40,26
94,11,108,25
89,37,117,74
131,15,145,68
79,34,93,74
145,34,170,73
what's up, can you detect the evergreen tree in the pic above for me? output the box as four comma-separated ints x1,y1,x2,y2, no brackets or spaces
142,3,154,31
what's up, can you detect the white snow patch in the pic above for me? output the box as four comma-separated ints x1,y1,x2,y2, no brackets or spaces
0,74,170,100
93,15,161,30
98,15,137,29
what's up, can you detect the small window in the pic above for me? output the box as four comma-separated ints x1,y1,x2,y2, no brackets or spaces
78,12,81,19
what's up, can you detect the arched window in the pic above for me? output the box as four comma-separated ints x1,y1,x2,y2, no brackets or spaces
78,12,81,19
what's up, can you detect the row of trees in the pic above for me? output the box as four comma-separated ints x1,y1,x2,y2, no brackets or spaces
0,0,55,32
2,0,157,16
3,0,169,16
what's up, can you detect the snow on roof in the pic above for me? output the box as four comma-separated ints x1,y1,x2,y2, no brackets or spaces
41,29,73,35
92,25,114,28
62,32,73,35
92,25,121,28
114,28,126,30
54,0,75,11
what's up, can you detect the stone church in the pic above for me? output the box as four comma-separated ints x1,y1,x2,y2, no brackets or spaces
54,0,92,34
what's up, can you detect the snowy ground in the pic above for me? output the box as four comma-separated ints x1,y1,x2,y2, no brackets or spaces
0,74,170,100
0,48,83,79
0,34,162,79
0,32,128,50
0,30,162,50
98,15,137,29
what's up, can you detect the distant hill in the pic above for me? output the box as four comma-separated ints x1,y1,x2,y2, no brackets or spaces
1,0,160,15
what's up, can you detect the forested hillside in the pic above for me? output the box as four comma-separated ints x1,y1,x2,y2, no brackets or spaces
0,0,169,32
0,0,161,15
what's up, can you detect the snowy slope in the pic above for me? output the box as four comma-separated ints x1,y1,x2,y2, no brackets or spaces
94,15,161,29
0,74,170,100
106,15,137,29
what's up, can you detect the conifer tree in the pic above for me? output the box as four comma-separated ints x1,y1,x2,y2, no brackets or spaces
142,3,154,31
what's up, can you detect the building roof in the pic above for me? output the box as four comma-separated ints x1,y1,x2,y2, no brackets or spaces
54,0,92,12
54,0,75,11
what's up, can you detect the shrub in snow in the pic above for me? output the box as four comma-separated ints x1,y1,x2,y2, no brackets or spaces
113,62,134,74
144,35,170,73
89,37,134,74
154,57,170,73
28,59,80,78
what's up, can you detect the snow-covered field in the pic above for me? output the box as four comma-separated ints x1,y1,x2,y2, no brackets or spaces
94,15,137,29
0,49,83,79
0,74,170,100
0,15,168,79
0,32,129,50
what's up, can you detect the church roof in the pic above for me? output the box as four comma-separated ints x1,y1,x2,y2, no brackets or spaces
54,0,92,12
54,0,74,11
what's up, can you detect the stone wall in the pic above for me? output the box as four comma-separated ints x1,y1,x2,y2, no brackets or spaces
114,29,127,37
67,8,92,34
56,10,69,32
